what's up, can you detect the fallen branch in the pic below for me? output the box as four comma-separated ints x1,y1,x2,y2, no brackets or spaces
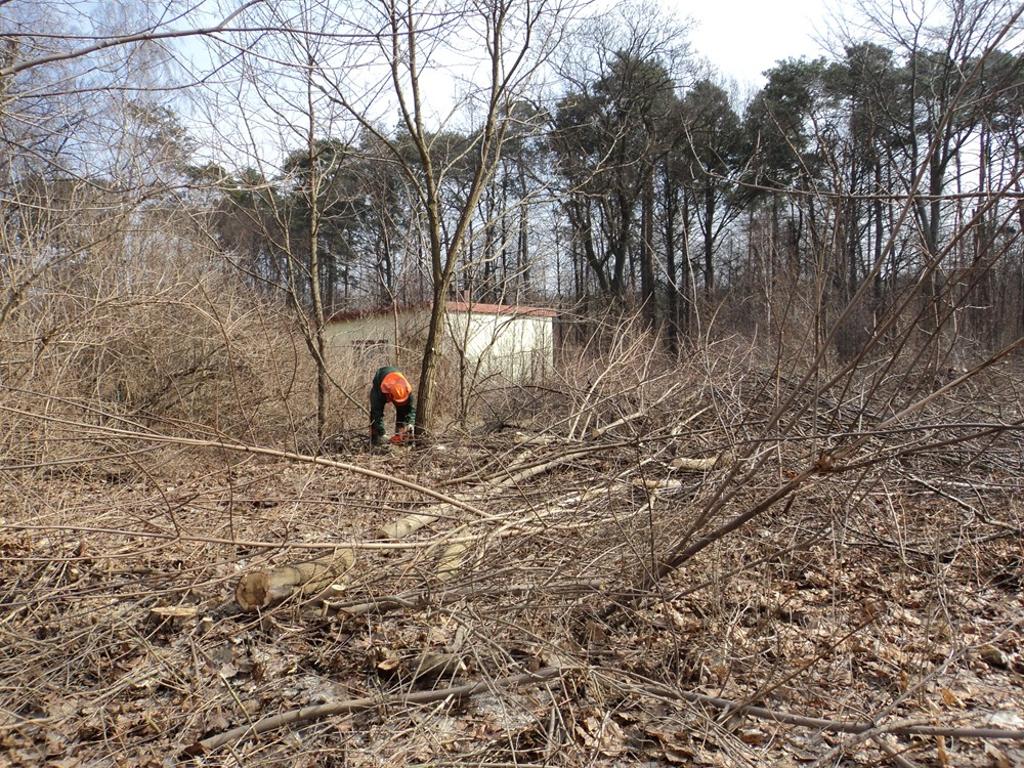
670,454,723,472
602,492,802,618
874,737,922,768
631,676,1024,741
378,448,595,540
0,404,488,518
188,667,561,754
586,385,694,439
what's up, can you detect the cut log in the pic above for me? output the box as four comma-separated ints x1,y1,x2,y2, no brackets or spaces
234,548,355,611
632,478,685,492
378,510,449,540
376,650,466,682
671,455,721,472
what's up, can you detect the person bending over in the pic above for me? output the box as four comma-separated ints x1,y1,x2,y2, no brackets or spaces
369,366,416,446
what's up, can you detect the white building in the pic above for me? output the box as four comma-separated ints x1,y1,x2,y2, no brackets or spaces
325,301,556,384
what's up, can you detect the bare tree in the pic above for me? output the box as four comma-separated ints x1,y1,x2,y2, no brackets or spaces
309,0,577,437
187,0,382,447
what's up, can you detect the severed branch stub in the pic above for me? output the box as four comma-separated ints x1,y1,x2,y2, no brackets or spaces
234,548,356,611
378,510,446,539
670,453,726,472
435,541,470,582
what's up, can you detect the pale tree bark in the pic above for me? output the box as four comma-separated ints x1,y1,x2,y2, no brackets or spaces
304,52,329,448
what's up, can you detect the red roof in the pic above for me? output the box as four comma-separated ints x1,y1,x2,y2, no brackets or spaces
328,301,556,323
445,301,557,318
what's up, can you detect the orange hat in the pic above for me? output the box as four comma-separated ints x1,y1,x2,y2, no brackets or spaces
380,371,411,404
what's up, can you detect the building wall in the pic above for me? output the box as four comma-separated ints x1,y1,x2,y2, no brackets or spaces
444,312,553,382
324,311,428,371
326,308,554,384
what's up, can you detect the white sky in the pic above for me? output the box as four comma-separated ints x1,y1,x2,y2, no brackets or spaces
675,0,833,89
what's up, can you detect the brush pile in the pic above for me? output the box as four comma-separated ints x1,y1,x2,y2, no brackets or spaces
2,339,1023,767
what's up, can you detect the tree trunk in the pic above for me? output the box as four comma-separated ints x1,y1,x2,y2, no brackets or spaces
518,161,530,297
483,187,496,301
703,182,715,298
640,170,656,327
681,191,692,337
610,191,633,297
305,59,328,448
326,247,337,317
569,199,608,294
872,161,883,309
663,166,679,354
416,215,448,439
499,168,510,300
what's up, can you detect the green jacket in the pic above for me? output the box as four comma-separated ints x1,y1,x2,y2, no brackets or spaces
369,366,416,439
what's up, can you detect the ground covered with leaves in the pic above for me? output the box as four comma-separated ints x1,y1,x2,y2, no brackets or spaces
2,353,1023,767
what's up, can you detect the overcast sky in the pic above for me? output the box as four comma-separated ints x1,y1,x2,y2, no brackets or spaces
677,0,834,89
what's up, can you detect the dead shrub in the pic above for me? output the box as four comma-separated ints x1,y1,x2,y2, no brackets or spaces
0,205,326,463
